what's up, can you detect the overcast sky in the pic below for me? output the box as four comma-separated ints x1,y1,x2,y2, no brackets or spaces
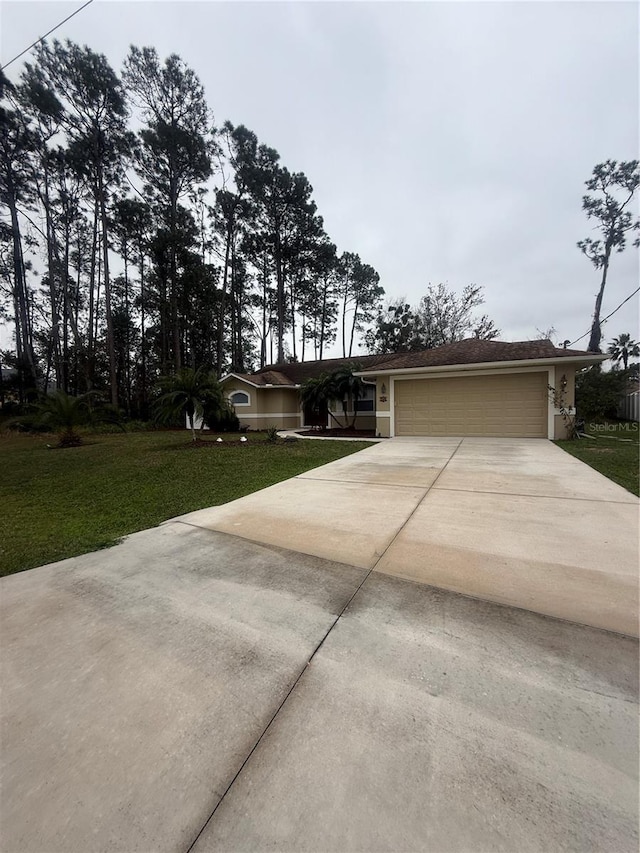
2,0,638,356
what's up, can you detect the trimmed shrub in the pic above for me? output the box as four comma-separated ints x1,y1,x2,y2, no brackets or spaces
204,405,240,433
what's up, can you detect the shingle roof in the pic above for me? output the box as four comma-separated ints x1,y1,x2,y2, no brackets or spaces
357,339,600,372
254,354,393,385
233,340,600,386
226,370,296,387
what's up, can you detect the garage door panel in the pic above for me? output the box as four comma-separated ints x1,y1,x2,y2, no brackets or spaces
395,373,547,438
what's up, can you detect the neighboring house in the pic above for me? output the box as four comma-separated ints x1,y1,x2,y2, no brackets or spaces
221,339,604,439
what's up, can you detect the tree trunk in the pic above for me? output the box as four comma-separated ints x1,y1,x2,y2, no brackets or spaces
41,162,62,389
319,276,328,360
7,192,37,384
62,218,71,393
87,202,98,386
341,282,348,358
97,168,118,407
290,275,297,362
275,240,285,364
348,295,360,358
170,182,181,372
123,240,131,415
588,242,613,353
261,252,268,368
139,246,147,418
216,218,233,376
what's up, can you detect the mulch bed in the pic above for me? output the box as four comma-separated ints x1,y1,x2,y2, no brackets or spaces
182,438,258,449
298,428,377,438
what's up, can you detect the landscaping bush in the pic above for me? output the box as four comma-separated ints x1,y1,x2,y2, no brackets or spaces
204,405,239,432
125,419,155,432
0,400,23,417
3,413,52,434
265,425,279,442
575,366,628,421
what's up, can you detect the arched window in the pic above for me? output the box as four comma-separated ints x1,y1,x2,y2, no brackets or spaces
229,391,250,406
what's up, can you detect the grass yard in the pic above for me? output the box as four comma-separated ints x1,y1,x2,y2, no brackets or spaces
555,420,639,496
0,431,373,577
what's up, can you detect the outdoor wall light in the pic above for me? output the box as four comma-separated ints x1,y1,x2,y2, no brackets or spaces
381,383,387,395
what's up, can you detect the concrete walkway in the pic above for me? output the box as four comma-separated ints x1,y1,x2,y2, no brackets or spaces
174,437,639,636
1,437,638,852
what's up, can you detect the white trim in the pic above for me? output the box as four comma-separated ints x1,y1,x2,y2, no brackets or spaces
228,391,251,407
237,412,301,419
375,411,391,418
220,372,298,389
356,354,606,378
390,377,396,437
547,366,555,440
221,373,263,388
389,365,549,382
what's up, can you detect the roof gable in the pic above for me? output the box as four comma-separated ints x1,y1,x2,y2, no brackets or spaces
221,371,297,388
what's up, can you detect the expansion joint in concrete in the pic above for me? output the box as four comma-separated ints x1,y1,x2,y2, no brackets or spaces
183,563,376,853
369,439,463,573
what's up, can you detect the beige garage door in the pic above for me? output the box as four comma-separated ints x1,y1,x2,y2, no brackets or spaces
395,372,548,438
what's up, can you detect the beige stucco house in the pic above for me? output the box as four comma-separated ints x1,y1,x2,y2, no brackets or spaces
221,339,604,440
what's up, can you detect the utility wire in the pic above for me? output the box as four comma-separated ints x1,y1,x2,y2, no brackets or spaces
1,0,94,71
568,285,640,347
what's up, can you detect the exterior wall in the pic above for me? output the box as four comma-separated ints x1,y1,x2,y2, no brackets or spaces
242,415,301,430
554,414,570,440
375,376,391,438
255,388,296,415
551,365,577,439
223,378,261,418
326,394,376,431
557,365,576,408
354,413,376,430
222,378,302,430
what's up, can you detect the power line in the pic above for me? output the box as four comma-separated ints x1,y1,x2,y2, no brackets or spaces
1,0,94,71
568,285,640,347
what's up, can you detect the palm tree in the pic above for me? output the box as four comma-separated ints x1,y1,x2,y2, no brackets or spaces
608,333,640,370
332,364,366,429
154,367,226,442
35,390,101,447
300,374,333,428
300,365,366,430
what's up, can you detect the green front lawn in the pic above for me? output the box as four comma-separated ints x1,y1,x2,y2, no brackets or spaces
555,420,639,496
0,431,373,577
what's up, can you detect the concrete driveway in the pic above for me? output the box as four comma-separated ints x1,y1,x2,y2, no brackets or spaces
1,438,638,852
176,437,639,636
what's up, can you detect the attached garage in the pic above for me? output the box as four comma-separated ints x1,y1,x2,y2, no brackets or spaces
394,371,548,438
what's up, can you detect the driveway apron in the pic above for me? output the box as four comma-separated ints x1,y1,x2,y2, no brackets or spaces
174,437,639,636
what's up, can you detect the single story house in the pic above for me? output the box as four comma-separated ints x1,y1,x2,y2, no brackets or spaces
221,339,605,439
